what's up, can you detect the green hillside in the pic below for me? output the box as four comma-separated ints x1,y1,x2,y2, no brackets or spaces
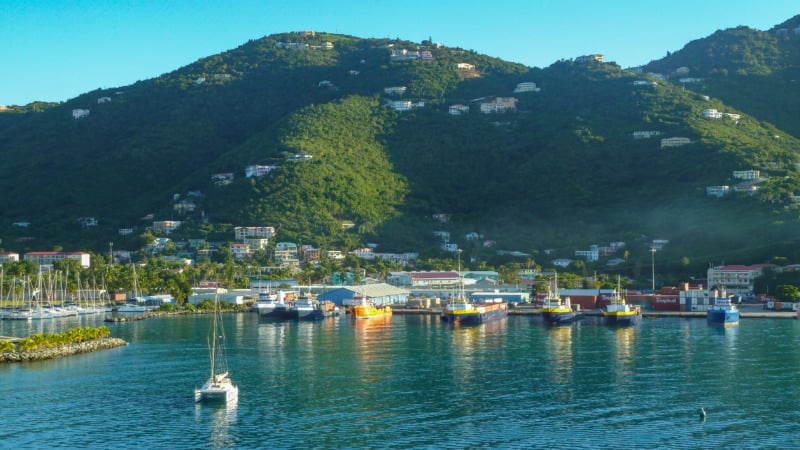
2,27,800,276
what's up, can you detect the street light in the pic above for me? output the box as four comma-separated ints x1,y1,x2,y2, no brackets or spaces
651,247,657,293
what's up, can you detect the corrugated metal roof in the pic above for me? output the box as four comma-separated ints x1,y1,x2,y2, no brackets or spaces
344,283,410,297
409,271,458,279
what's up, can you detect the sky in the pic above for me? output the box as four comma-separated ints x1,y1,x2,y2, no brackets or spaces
2,0,798,106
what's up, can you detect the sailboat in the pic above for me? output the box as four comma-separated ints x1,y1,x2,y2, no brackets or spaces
195,292,238,403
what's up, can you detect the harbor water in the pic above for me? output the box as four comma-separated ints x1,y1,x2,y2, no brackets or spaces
1,312,799,448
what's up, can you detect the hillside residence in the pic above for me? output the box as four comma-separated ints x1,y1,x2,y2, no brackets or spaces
173,200,196,213
513,82,541,93
370,252,418,267
651,239,669,250
456,62,475,70
244,238,269,251
575,249,599,262
707,264,768,296
349,70,360,76
287,153,312,161
483,240,496,247
0,252,20,264
229,243,251,260
733,170,760,180
465,232,482,240
353,247,374,259
212,173,234,186
419,50,434,61
552,258,572,268
341,221,355,230
732,180,762,194
72,109,90,119
441,243,459,253
633,80,657,86
118,227,135,236
661,137,691,148
632,131,662,139
703,109,741,121
77,217,98,228
448,104,470,115
24,251,91,269
327,250,344,260
383,86,407,95
274,242,299,261
152,220,182,235
433,230,451,242
301,246,321,261
387,100,414,111
679,77,703,84
318,80,336,89
235,226,276,240
12,221,30,227
432,213,451,223
390,49,421,61
706,186,730,198
97,96,111,104
275,42,308,50
575,54,603,63
479,97,518,114
147,237,171,252
245,165,279,178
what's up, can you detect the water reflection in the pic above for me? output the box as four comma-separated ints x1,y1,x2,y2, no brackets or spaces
352,316,393,384
196,400,238,449
613,326,635,380
546,325,573,385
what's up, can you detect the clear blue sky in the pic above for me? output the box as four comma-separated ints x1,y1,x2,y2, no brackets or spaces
2,0,797,106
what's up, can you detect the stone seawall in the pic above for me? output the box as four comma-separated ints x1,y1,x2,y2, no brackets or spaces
0,337,128,363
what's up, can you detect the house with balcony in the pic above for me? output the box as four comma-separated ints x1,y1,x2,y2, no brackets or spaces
230,243,251,260
72,109,90,119
513,82,541,93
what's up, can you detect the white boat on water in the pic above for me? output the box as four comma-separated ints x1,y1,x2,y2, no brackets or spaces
195,292,238,403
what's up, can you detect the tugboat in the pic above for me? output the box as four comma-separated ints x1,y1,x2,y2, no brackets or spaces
439,249,508,325
540,273,581,325
706,288,739,326
602,277,641,326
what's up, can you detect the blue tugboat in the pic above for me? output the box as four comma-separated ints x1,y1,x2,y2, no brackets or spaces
706,289,739,326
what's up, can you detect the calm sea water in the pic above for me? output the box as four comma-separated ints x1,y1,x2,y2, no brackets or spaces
1,312,799,449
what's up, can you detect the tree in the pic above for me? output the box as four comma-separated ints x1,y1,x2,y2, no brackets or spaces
775,284,800,302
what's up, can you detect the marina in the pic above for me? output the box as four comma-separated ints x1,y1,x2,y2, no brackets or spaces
1,310,799,448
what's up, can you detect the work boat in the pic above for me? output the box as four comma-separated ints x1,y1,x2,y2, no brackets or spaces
195,293,238,403
540,274,581,325
440,295,508,325
706,289,739,327
350,291,392,319
602,277,641,326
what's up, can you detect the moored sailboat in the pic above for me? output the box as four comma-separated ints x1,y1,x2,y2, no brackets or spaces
195,292,238,403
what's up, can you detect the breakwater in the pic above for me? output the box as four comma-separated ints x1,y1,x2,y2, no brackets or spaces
0,337,128,363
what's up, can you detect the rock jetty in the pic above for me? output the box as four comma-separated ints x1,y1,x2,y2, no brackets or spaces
0,337,128,363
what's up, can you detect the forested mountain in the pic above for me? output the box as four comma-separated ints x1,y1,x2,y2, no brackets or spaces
2,20,800,275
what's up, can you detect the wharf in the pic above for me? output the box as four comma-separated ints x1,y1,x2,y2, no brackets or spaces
391,304,797,319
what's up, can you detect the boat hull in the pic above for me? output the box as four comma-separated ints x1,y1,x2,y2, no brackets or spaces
195,381,238,403
350,300,392,319
602,312,640,326
257,304,293,320
706,310,739,326
542,311,582,325
441,305,508,325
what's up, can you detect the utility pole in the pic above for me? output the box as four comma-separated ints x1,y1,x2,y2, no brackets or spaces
651,247,656,292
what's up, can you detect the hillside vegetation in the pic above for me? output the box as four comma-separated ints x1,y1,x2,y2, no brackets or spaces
2,23,800,277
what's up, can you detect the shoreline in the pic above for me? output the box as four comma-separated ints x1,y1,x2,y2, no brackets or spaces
0,337,128,364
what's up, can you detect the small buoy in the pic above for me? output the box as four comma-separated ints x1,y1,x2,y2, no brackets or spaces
700,407,707,420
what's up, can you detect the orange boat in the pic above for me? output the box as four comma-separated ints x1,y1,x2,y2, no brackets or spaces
350,294,392,319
